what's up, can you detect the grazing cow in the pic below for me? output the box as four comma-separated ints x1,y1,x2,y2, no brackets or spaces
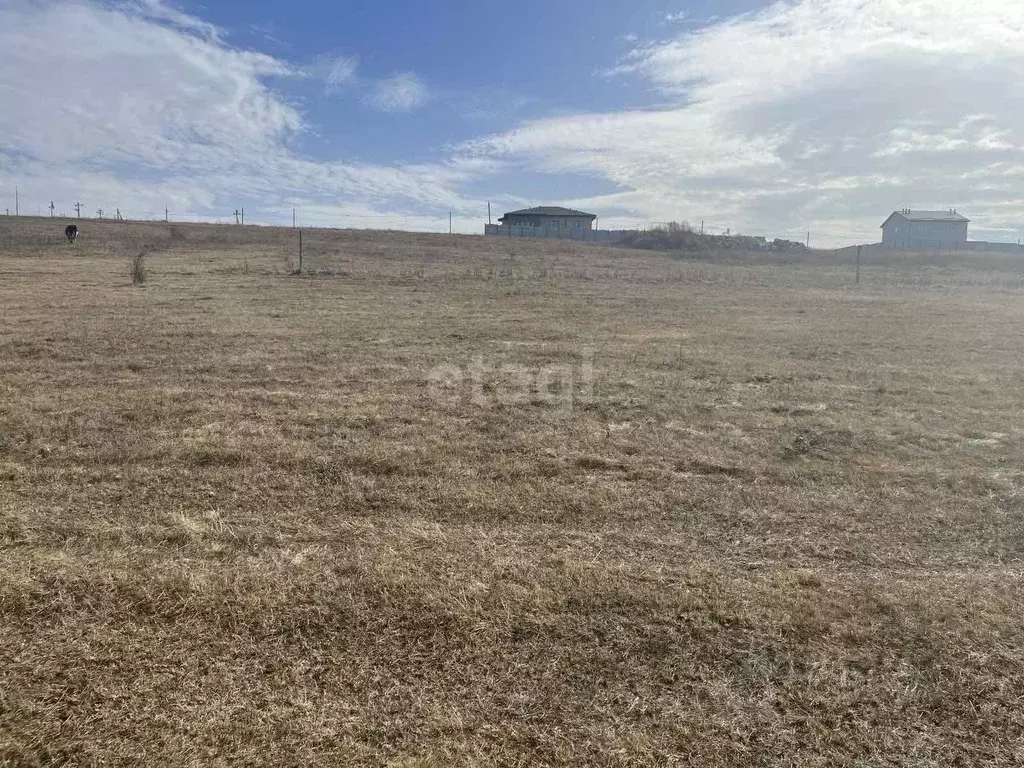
65,224,78,244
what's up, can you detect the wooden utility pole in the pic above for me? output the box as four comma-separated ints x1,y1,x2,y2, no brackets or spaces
856,245,862,284
298,229,303,273
241,207,244,226
806,231,811,248
49,201,55,218
449,211,452,234
165,207,169,223
14,187,18,216
487,202,491,226
292,207,296,228
97,208,103,219
233,209,240,225
75,201,82,218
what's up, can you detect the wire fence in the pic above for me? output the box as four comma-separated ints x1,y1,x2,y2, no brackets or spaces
0,194,872,248
0,198,459,234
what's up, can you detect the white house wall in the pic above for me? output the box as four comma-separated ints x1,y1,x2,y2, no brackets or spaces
881,219,969,250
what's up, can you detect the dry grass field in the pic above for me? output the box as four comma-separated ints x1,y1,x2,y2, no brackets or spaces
1,216,1023,766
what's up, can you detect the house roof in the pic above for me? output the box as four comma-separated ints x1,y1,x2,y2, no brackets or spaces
501,206,597,219
881,210,970,228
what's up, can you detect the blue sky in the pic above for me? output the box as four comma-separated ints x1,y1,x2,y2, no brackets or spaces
2,0,1024,244
203,0,759,196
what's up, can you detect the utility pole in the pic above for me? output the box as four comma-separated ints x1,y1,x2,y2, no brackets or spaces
241,207,244,226
233,209,240,225
75,201,82,218
856,245,862,284
49,201,55,218
97,208,103,219
165,207,169,223
116,208,122,221
806,231,811,248
449,211,452,234
487,202,491,226
700,220,704,235
15,187,18,216
292,207,296,228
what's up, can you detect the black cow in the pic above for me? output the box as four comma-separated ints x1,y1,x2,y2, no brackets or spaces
65,224,78,244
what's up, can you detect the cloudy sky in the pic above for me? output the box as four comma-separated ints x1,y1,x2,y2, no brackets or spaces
2,0,1023,245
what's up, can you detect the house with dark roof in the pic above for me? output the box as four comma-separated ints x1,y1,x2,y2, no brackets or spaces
496,206,597,237
881,209,969,251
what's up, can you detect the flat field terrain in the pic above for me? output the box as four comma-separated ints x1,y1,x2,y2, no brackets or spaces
1,218,1023,766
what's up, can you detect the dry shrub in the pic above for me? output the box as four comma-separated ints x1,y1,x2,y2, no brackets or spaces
130,250,148,284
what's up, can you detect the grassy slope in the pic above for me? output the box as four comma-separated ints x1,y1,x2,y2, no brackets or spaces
1,218,1023,766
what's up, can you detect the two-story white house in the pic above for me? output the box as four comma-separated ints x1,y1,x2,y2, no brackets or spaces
880,209,969,251
495,206,597,238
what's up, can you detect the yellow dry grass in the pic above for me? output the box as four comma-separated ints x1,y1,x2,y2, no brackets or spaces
1,216,1023,766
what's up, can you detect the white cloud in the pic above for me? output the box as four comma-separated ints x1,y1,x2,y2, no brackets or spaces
0,1,301,165
367,73,431,113
309,53,359,93
463,0,1024,244
0,1,480,228
131,0,221,41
